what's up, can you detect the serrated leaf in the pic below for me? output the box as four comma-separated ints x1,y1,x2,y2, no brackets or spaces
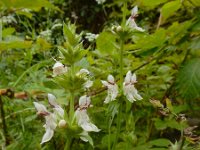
63,22,79,46
176,58,200,99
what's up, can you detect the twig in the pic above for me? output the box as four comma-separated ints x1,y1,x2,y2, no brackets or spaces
157,13,162,29
0,96,10,145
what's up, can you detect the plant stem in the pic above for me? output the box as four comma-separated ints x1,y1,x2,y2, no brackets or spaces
119,39,124,92
69,92,75,125
69,64,75,125
64,137,72,150
112,37,124,150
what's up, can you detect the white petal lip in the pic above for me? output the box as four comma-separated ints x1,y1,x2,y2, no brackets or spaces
40,128,54,144
81,122,100,132
75,109,100,132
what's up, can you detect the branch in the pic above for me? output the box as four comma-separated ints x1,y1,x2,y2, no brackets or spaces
0,96,10,145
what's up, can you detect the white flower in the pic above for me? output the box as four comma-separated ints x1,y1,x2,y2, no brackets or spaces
76,68,93,89
33,94,66,144
75,109,100,132
75,95,100,140
84,80,93,89
48,93,64,118
123,71,142,103
101,75,118,104
52,61,67,77
79,95,91,109
76,68,90,77
95,0,106,5
126,6,145,32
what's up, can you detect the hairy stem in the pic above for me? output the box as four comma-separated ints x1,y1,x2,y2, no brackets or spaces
64,137,72,150
112,37,124,150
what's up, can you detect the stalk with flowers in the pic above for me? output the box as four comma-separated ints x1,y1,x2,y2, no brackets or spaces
32,5,146,149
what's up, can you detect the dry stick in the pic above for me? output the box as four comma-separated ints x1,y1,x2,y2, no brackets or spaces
0,96,9,145
156,13,162,29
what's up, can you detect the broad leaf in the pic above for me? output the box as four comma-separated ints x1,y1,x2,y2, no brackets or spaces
161,0,181,22
96,31,116,55
176,58,200,100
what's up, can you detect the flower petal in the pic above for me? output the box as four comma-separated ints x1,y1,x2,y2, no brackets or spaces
53,106,64,118
125,71,132,84
131,6,138,16
81,122,100,132
84,80,93,88
48,93,58,107
131,73,137,83
101,80,109,87
107,75,115,84
79,95,91,108
40,128,54,144
33,102,48,114
45,114,57,130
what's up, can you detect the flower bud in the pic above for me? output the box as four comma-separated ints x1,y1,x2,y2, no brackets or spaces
58,119,67,128
116,26,122,32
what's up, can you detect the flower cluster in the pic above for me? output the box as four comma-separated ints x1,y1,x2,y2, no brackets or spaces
102,71,142,103
33,61,99,144
33,94,66,144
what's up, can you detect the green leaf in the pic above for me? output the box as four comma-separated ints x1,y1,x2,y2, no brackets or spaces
1,0,59,11
161,0,181,21
0,41,32,51
96,31,116,55
148,138,171,147
63,22,79,46
139,0,168,9
176,58,200,99
2,28,15,37
133,28,166,55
